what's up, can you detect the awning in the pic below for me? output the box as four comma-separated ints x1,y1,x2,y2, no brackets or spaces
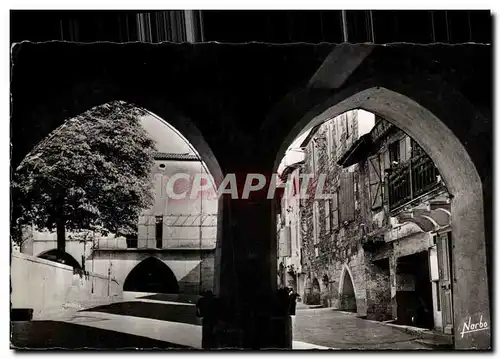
337,134,374,167
396,207,451,233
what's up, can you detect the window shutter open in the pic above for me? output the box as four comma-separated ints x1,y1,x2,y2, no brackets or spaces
312,201,319,244
325,200,331,234
368,155,383,209
331,191,339,230
339,172,355,223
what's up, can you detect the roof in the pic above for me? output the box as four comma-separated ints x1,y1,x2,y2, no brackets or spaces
338,118,402,168
152,152,201,161
337,134,374,167
299,124,322,147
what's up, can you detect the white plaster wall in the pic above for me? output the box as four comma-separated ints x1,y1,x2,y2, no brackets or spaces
11,252,121,319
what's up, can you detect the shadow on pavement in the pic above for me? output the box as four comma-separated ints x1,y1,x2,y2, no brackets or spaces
140,293,201,304
10,321,190,350
81,301,201,325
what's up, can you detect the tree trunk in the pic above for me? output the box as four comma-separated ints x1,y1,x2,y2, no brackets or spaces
56,216,66,254
55,196,66,254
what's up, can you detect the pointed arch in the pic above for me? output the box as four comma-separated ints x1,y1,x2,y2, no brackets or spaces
338,264,357,312
37,249,81,269
123,257,179,294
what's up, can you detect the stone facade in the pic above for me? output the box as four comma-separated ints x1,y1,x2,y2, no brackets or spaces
293,111,452,330
20,154,217,296
292,110,374,317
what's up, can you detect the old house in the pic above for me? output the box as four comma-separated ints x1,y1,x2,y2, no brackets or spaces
339,117,452,336
298,110,375,314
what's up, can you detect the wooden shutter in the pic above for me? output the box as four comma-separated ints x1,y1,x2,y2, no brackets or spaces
331,191,339,230
437,230,454,334
279,226,291,257
399,136,411,163
368,155,383,209
312,201,319,244
325,200,331,234
382,150,390,205
339,172,355,223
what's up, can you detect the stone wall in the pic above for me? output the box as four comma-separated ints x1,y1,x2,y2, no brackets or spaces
299,115,370,316
91,249,215,295
11,251,122,319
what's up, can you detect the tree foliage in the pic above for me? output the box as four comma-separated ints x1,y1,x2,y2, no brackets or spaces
11,101,157,245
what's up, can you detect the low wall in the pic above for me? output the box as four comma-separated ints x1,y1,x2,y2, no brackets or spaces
11,252,122,319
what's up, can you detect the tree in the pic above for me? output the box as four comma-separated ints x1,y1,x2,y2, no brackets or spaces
11,101,157,256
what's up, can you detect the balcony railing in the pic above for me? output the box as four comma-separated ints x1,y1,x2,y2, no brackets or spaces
388,153,441,211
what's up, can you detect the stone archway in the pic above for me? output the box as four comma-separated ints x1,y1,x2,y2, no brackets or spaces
310,277,321,305
123,257,179,294
37,249,82,269
273,85,490,349
339,267,357,312
11,43,491,349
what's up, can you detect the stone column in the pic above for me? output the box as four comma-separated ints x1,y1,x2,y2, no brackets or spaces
365,253,392,321
389,251,398,320
214,171,290,349
451,188,491,349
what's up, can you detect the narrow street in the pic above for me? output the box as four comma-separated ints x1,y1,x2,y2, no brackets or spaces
294,307,431,350
11,293,431,350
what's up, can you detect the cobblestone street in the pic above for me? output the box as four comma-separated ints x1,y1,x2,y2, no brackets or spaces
294,308,431,350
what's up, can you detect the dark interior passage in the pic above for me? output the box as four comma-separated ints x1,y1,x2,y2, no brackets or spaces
396,251,434,329
340,270,357,312
123,257,179,294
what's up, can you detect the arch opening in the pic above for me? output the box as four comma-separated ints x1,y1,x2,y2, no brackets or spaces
308,277,321,305
123,257,179,294
12,100,223,297
37,249,82,270
273,85,489,345
340,270,357,312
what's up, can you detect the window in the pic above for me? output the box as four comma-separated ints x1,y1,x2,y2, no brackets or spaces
411,138,425,158
434,281,441,311
389,141,400,164
155,216,163,248
126,236,138,249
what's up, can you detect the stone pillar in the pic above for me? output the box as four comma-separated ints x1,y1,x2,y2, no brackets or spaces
451,189,491,349
213,172,290,349
389,251,398,320
365,253,392,321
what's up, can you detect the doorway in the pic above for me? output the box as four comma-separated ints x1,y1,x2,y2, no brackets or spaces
396,251,434,329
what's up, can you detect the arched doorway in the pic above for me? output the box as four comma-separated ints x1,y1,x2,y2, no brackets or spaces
311,277,321,305
340,269,357,312
123,257,179,294
38,249,82,269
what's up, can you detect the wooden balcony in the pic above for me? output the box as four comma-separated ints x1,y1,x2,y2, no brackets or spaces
387,153,441,211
